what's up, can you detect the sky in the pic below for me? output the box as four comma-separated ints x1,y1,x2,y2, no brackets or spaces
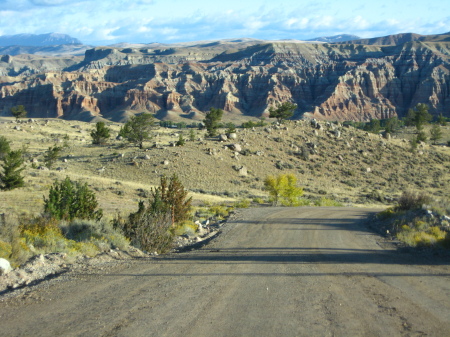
0,0,449,45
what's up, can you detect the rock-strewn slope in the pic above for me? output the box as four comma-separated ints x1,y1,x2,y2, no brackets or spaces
1,34,450,122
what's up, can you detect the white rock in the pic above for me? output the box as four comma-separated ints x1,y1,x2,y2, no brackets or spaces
0,258,12,275
231,144,242,152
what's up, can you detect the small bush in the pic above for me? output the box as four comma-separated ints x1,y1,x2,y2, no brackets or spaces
60,219,129,250
313,197,343,207
19,216,67,252
208,204,230,219
173,220,197,237
0,240,12,259
113,207,174,253
377,208,396,220
234,198,251,208
396,191,432,211
252,197,266,204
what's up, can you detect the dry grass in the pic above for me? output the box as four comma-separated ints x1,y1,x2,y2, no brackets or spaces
0,117,449,220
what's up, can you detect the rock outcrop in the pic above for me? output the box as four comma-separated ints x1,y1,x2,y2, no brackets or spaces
1,34,450,122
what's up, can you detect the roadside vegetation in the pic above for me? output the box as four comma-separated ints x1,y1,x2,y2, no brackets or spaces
376,191,450,248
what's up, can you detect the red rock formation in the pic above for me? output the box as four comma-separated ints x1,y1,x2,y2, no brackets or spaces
1,40,450,121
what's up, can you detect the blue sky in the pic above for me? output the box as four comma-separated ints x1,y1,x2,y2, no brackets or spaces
0,0,449,45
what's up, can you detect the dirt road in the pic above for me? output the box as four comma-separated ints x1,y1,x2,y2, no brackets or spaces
1,207,449,336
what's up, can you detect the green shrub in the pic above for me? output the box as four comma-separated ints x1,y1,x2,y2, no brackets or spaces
234,198,251,208
313,197,343,207
44,176,103,221
208,204,230,219
252,197,266,204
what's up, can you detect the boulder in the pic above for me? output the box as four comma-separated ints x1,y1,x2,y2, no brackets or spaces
230,144,242,152
0,258,12,275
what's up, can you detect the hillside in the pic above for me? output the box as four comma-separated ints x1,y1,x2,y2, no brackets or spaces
1,117,449,217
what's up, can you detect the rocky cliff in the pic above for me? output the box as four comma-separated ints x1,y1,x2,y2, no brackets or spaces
1,35,450,122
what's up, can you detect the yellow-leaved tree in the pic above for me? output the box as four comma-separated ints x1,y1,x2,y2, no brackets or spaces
263,173,303,206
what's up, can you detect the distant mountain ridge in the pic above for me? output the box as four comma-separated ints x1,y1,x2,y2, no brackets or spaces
307,34,361,43
0,33,82,47
340,31,450,45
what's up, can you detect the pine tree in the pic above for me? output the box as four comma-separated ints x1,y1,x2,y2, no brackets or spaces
91,121,111,145
269,102,297,123
119,113,154,149
44,144,63,169
430,124,443,145
203,108,223,137
411,103,433,130
10,105,27,120
154,174,192,226
44,176,103,221
0,136,11,159
0,149,25,190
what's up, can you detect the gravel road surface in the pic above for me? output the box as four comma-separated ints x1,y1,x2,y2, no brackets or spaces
1,207,449,336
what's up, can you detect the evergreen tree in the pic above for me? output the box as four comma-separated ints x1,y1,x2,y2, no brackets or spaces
154,174,192,226
10,105,27,120
437,113,447,126
410,103,433,130
269,102,297,123
430,124,443,144
44,144,63,169
0,136,11,159
404,108,416,127
364,119,381,133
90,121,111,145
44,176,103,221
189,128,196,141
176,134,185,146
384,117,400,134
203,108,223,137
0,149,25,190
119,113,154,149
416,130,427,143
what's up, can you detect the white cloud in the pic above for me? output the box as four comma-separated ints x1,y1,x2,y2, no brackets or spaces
0,0,449,44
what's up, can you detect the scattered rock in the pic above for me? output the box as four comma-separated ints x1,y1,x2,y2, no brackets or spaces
0,258,12,276
230,144,242,152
